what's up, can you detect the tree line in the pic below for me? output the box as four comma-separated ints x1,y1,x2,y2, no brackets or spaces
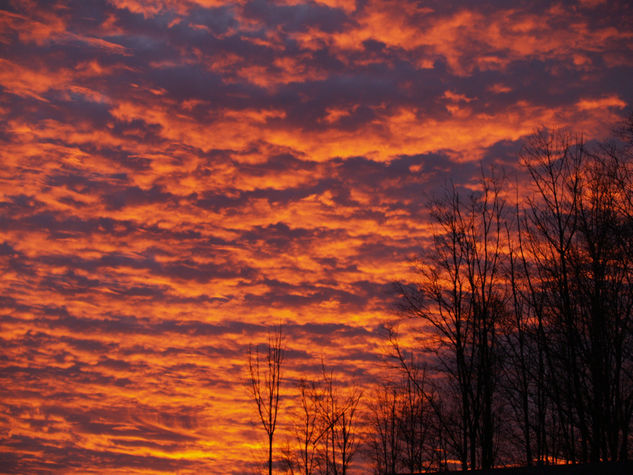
248,113,633,474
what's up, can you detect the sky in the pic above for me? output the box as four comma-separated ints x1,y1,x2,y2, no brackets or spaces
1,0,632,473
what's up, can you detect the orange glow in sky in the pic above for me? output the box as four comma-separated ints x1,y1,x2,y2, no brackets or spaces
0,0,632,472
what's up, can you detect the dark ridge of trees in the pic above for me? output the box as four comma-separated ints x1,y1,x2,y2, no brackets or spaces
373,115,633,473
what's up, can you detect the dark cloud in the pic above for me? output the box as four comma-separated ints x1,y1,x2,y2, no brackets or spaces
242,0,351,33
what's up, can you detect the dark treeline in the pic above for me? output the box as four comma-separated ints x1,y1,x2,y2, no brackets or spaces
248,115,633,474
373,115,633,473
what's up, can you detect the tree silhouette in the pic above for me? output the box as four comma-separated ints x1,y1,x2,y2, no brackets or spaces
397,170,506,470
282,362,362,475
367,366,436,474
518,128,633,463
375,118,633,471
283,378,330,475
317,363,362,475
249,326,285,475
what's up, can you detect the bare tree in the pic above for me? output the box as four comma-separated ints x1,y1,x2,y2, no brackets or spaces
367,366,436,474
383,119,633,470
388,329,454,472
519,128,633,463
284,378,332,475
398,170,507,470
500,208,542,466
249,326,285,475
398,365,435,473
367,382,401,475
317,364,362,475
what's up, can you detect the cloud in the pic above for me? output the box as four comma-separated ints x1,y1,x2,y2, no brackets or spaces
1,0,632,472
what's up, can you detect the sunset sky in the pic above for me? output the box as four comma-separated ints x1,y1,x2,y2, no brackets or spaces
1,0,632,473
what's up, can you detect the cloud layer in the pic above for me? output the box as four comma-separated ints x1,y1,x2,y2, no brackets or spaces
1,0,632,472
